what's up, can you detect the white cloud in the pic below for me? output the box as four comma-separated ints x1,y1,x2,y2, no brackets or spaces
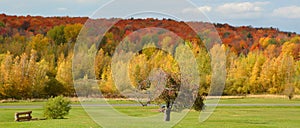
75,0,102,3
216,2,270,18
182,6,212,14
272,6,300,19
57,7,67,11
54,0,102,3
198,6,212,13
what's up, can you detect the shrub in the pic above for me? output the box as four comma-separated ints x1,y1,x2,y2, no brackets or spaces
284,84,295,100
44,96,71,119
44,77,65,97
193,94,205,111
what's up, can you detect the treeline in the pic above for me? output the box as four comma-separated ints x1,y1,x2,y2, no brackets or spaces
93,33,300,98
0,15,300,99
225,38,300,97
1,14,298,55
0,24,82,99
0,14,87,36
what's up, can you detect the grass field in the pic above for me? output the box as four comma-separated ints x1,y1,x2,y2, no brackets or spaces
0,98,299,128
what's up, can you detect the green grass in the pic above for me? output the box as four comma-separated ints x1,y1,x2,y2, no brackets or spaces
176,106,300,128
1,97,299,106
0,99,138,106
218,97,300,104
0,98,299,128
0,107,100,128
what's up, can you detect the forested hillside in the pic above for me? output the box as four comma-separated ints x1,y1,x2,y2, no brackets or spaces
0,14,299,99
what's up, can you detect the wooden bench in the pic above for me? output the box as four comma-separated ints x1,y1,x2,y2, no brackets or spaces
15,111,32,122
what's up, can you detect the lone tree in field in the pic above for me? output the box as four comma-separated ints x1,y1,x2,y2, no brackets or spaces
158,74,204,121
159,75,179,121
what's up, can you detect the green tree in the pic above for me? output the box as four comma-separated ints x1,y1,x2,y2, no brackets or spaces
44,72,65,97
47,25,66,45
64,24,83,43
0,21,5,28
26,34,50,60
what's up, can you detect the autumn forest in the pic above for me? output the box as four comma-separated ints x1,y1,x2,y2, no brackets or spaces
0,14,300,100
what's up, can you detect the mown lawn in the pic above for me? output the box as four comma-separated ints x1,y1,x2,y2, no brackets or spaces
176,106,300,128
0,98,299,128
0,107,99,128
218,97,300,104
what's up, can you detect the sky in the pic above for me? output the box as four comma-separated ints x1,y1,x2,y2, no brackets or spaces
0,0,300,33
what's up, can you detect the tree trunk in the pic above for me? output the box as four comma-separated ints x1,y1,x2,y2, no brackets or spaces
164,108,171,121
